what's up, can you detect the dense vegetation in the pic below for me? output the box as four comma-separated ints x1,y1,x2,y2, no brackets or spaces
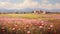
0,14,60,34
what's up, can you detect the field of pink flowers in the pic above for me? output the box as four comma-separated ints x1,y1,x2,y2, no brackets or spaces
0,14,60,34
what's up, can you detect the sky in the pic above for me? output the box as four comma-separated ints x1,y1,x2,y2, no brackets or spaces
0,0,60,10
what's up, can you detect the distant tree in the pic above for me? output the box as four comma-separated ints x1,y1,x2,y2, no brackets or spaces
15,12,19,14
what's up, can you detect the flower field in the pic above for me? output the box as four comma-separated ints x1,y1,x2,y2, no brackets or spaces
0,14,60,34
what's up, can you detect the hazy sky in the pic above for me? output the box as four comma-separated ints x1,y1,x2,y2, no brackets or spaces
0,0,60,9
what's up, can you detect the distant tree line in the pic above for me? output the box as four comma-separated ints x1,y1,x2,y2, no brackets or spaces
0,10,60,14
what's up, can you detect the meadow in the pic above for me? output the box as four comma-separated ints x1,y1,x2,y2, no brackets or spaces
0,14,60,19
0,14,60,34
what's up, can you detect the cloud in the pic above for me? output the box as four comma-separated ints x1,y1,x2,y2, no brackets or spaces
0,0,60,9
15,0,60,9
38,0,60,9
0,2,16,9
54,3,60,9
39,3,60,9
41,0,49,4
17,0,39,9
0,0,39,9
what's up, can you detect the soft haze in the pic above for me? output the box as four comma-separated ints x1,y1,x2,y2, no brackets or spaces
0,0,60,10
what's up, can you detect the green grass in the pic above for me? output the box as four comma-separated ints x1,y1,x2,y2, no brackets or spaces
0,14,60,20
